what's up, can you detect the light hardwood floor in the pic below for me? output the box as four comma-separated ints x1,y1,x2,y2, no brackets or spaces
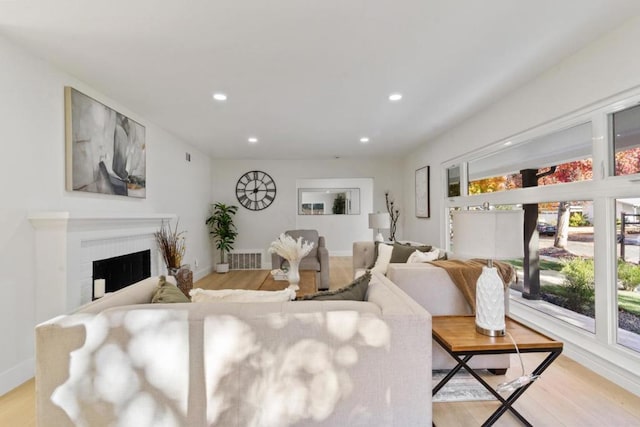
3,257,640,426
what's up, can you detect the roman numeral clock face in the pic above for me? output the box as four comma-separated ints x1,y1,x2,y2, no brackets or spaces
235,170,277,211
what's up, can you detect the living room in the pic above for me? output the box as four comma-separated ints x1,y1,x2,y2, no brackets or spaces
3,1,640,425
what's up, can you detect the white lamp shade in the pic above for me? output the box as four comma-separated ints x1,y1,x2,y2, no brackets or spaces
453,209,523,336
368,213,391,229
452,210,524,259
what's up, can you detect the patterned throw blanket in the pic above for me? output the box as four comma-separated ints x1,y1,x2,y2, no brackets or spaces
428,259,516,313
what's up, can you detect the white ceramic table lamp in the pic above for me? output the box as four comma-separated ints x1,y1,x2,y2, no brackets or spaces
452,209,524,336
368,212,391,242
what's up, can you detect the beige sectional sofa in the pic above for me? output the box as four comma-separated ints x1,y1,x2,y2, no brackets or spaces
353,241,510,372
36,274,432,427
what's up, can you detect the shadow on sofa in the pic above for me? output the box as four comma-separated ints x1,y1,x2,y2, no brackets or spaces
36,274,432,426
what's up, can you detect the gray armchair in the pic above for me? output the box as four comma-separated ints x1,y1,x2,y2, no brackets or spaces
271,229,330,290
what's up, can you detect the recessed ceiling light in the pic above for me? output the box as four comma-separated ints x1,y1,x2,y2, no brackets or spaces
212,93,227,101
504,141,513,146
248,137,258,144
388,93,403,101
360,137,370,143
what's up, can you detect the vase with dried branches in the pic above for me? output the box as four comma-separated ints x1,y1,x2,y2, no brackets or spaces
155,220,192,296
155,220,185,272
268,233,315,290
385,191,400,241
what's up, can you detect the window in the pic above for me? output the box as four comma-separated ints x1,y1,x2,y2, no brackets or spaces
447,165,461,197
517,201,595,334
467,123,593,195
616,198,640,351
612,104,640,176
446,89,640,368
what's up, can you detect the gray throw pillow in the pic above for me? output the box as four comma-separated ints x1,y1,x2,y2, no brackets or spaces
298,271,371,301
389,242,432,263
152,276,191,303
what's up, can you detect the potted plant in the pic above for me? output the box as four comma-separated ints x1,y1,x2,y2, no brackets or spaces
206,202,238,273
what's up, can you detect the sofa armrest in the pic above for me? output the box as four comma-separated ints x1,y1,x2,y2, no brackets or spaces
386,264,474,316
271,252,283,270
386,263,510,371
365,271,432,425
74,275,169,314
386,264,510,315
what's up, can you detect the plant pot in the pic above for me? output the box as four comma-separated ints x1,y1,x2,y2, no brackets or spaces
216,263,230,273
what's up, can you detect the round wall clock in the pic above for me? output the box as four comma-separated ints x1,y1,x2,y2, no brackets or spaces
235,170,277,211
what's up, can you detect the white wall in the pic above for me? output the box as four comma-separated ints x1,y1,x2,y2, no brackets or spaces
403,15,640,248
0,35,213,394
210,158,404,261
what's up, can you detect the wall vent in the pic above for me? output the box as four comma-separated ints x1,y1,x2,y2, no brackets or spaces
229,250,263,270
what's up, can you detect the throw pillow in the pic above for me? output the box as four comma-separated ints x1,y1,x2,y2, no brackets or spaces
298,271,371,301
371,243,393,275
189,287,296,302
407,248,440,263
366,241,383,269
151,276,191,303
389,242,432,263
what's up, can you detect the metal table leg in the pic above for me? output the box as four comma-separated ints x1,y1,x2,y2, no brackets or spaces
433,337,562,426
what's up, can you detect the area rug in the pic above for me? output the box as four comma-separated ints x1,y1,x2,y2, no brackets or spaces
432,370,497,403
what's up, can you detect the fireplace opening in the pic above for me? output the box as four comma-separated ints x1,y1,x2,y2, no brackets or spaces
92,249,151,298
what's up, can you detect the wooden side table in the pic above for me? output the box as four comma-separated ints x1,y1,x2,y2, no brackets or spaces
432,315,563,427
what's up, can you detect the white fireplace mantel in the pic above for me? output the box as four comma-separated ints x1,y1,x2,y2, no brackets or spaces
29,211,176,322
29,211,176,229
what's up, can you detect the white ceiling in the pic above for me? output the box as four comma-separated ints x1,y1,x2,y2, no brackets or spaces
2,1,640,160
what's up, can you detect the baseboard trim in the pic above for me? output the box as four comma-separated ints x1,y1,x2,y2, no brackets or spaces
0,357,34,396
193,265,213,282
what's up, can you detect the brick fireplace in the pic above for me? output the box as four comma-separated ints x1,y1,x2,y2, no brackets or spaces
29,212,174,322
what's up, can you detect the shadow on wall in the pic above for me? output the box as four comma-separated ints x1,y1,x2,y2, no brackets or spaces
46,308,391,426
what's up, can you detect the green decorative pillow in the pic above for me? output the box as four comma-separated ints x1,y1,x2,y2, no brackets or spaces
298,271,371,301
152,276,191,303
389,242,432,263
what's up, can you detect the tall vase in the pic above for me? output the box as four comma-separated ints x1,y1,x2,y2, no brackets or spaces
287,259,300,291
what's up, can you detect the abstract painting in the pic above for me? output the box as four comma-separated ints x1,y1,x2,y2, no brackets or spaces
65,87,146,198
415,165,430,218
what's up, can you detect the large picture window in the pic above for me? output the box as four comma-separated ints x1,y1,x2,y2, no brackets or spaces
467,123,592,195
444,89,640,395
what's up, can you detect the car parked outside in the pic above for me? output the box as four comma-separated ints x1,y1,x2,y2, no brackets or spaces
537,222,557,236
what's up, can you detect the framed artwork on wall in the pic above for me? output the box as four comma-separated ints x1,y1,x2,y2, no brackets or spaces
415,165,430,218
65,87,146,198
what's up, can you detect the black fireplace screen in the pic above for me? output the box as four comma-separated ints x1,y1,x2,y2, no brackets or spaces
92,249,151,298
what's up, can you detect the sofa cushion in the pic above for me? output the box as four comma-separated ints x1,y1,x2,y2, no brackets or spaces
298,271,371,301
407,248,440,263
389,242,432,263
371,243,393,274
190,287,296,302
152,276,191,303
